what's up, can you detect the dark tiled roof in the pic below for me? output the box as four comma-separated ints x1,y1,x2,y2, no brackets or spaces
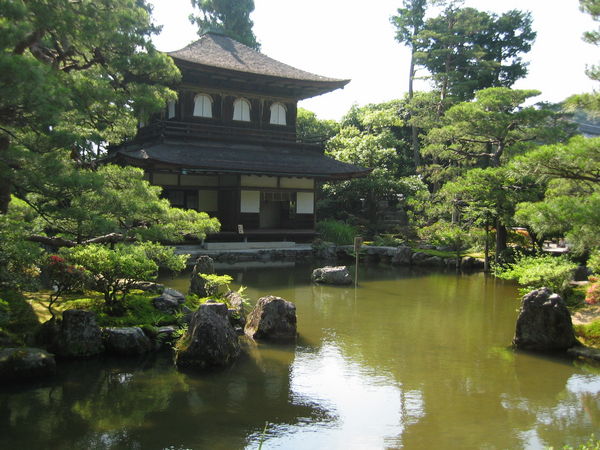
113,141,369,180
169,33,349,84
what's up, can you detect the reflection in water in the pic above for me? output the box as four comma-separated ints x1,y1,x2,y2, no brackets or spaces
1,264,599,449
260,341,423,449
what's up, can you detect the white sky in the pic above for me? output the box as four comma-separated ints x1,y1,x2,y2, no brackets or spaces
148,0,599,120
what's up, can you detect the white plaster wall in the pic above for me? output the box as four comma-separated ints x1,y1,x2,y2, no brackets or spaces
180,175,218,186
153,173,178,186
240,190,260,213
241,175,277,188
280,177,314,189
297,192,314,214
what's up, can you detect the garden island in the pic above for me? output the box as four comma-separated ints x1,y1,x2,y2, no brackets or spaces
1,0,600,448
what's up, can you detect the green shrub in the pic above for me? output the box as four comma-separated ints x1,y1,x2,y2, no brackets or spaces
199,273,233,298
585,277,600,305
419,222,472,262
0,297,9,330
316,220,357,245
495,254,577,295
373,234,404,247
44,255,88,319
588,250,600,275
63,244,159,315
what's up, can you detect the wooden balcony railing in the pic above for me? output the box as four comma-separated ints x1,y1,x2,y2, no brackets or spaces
135,120,327,150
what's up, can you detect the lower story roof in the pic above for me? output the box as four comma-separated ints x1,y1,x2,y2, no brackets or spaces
110,140,370,180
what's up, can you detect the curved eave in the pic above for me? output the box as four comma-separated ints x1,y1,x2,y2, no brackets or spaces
109,144,370,181
173,58,350,100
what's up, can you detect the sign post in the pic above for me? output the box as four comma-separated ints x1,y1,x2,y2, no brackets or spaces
353,236,363,287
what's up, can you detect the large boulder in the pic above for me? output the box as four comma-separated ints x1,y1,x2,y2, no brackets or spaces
175,303,240,370
44,310,104,358
189,255,215,297
153,287,186,314
391,246,413,266
0,347,56,382
130,281,165,293
311,266,352,285
244,296,297,342
513,287,580,352
102,327,152,356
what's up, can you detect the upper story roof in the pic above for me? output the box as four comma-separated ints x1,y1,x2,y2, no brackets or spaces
168,33,350,99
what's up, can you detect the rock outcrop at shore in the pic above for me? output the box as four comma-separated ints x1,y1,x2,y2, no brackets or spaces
245,296,297,342
0,347,56,382
102,327,152,356
41,309,105,358
513,287,580,352
175,303,240,370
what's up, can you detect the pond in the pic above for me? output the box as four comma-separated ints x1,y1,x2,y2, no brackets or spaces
1,263,599,449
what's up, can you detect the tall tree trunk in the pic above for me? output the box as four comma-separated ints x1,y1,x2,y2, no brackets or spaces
407,50,421,169
494,218,508,264
0,135,11,214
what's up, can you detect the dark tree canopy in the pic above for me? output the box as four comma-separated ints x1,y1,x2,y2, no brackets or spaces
190,0,260,50
0,0,180,213
413,6,536,102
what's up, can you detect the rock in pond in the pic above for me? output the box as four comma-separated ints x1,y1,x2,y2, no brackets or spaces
41,310,104,358
175,303,240,370
513,287,580,352
0,347,56,382
245,296,297,342
153,287,186,314
189,255,215,297
225,290,247,329
311,266,352,285
102,327,152,356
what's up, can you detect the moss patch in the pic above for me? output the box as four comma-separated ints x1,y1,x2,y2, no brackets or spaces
574,320,600,349
412,248,483,259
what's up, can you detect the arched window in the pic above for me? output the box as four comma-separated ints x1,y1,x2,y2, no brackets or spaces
269,102,287,125
233,98,251,122
193,94,212,118
167,100,176,119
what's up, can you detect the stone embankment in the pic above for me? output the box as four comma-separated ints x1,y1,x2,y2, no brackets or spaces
174,243,485,269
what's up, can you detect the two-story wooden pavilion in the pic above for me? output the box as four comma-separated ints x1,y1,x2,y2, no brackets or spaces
110,32,369,240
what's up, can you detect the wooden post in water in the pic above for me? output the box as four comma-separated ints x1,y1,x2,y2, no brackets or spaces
354,236,363,287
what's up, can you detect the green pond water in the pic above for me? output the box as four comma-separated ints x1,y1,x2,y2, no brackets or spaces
1,263,600,449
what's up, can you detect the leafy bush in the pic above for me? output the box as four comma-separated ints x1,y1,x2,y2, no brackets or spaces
63,244,158,314
495,254,577,294
200,273,233,298
373,234,404,247
135,241,188,273
0,298,9,329
0,199,42,290
316,219,357,245
63,242,187,315
585,277,600,305
44,255,88,319
419,222,472,260
588,250,600,275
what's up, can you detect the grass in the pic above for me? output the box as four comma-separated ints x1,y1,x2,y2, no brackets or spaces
412,247,484,259
574,320,600,349
21,289,200,329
